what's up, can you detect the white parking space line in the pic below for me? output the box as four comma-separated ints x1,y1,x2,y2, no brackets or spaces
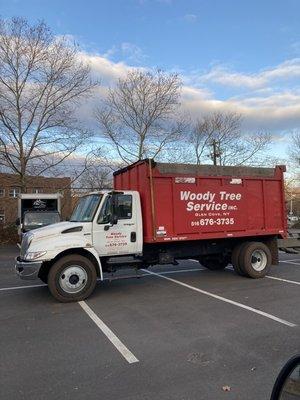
0,261,298,293
152,267,205,275
142,269,297,328
285,261,300,266
0,283,46,291
0,269,204,292
78,301,139,364
224,266,300,286
280,259,300,266
266,276,300,286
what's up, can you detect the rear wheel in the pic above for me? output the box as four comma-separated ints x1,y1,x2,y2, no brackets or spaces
48,255,97,302
238,242,271,278
231,242,248,276
199,256,228,271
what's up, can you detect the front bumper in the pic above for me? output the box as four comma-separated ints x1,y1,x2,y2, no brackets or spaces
15,256,42,280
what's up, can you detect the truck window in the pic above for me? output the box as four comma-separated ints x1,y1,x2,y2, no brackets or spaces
116,194,132,219
98,196,112,224
98,194,132,224
70,194,102,222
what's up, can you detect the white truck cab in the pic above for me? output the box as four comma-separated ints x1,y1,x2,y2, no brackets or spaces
15,191,143,302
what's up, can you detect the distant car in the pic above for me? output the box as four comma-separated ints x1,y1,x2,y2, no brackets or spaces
23,210,61,232
16,193,63,237
288,215,299,223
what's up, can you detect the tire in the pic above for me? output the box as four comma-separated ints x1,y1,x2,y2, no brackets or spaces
231,242,248,276
199,256,228,271
48,255,97,302
238,242,271,278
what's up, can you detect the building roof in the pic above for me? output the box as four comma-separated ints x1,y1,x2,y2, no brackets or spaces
0,172,70,186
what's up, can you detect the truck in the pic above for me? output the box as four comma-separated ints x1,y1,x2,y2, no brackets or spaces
16,193,62,237
15,159,298,302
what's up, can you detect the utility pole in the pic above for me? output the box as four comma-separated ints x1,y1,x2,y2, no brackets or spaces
210,139,221,166
290,193,295,215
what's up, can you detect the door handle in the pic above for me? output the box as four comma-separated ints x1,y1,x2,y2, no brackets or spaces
130,232,136,242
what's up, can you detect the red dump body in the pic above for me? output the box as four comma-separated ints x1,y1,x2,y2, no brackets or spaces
114,160,287,244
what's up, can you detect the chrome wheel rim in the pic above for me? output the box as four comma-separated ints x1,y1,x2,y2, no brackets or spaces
59,265,88,294
251,250,267,272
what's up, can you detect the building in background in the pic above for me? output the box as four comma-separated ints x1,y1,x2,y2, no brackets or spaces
0,173,72,228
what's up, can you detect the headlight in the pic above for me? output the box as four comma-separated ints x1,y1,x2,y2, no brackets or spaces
25,251,47,261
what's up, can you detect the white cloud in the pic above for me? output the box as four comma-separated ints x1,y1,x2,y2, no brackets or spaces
76,51,300,134
197,59,300,89
180,88,300,131
101,42,147,65
198,66,266,88
79,52,131,84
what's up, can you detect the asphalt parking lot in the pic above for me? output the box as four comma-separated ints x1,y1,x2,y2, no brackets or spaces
0,246,299,400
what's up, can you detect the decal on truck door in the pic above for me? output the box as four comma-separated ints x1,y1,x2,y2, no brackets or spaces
104,231,128,249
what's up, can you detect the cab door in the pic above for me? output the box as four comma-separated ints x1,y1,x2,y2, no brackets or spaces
92,193,140,256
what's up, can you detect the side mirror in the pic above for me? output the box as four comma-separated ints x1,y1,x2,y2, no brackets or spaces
104,214,118,231
15,217,20,226
271,355,300,399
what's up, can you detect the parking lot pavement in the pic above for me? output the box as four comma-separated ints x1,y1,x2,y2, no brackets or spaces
0,246,299,400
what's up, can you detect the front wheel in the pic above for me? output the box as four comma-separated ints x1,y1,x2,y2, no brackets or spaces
48,255,97,302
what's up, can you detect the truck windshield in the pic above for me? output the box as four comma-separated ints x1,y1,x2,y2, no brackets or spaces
70,194,102,222
23,211,61,231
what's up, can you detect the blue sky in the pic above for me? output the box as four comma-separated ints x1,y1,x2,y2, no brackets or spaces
2,0,299,71
2,0,300,160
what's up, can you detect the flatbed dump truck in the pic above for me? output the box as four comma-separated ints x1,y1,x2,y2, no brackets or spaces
15,159,298,302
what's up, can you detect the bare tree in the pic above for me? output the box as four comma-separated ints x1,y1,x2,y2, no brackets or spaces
76,160,113,191
191,112,271,166
95,69,185,164
0,18,97,190
289,132,300,166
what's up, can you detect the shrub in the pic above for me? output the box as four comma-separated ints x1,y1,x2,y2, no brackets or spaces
0,224,19,244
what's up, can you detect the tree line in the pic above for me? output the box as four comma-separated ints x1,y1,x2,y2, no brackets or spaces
0,18,299,191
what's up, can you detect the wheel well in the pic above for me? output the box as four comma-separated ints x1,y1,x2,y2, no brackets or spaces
230,236,278,265
38,248,101,282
